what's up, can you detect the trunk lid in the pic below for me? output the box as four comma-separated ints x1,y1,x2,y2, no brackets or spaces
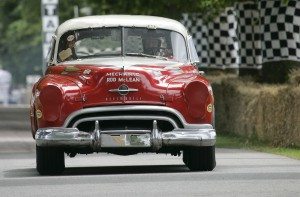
49,57,191,107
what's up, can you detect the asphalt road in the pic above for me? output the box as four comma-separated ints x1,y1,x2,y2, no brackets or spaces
0,148,299,197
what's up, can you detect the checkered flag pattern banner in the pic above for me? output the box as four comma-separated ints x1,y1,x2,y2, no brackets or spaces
182,0,300,68
182,9,239,68
208,8,239,68
259,0,300,62
235,2,262,67
182,14,209,65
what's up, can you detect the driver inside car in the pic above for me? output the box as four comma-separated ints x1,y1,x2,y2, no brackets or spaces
143,36,163,56
58,34,77,61
143,36,172,58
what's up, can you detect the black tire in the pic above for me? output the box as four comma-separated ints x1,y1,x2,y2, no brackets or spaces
36,146,65,175
183,146,216,171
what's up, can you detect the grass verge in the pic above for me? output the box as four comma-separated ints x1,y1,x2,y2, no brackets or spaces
216,133,300,160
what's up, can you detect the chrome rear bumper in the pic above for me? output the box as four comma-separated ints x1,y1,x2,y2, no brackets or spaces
36,120,216,150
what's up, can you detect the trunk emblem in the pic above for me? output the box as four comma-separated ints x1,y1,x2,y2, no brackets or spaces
109,84,138,96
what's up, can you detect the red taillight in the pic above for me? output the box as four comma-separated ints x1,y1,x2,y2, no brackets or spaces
184,81,209,118
39,86,63,122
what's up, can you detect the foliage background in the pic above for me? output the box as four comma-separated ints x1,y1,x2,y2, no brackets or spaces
0,0,243,85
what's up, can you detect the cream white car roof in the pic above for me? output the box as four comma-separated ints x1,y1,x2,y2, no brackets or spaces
56,15,188,38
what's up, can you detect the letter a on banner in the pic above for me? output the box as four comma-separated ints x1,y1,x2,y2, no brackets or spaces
41,0,59,72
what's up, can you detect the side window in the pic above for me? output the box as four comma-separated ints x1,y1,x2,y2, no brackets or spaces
188,36,199,63
46,36,56,66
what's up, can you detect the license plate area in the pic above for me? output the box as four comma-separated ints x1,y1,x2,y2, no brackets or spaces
101,133,151,148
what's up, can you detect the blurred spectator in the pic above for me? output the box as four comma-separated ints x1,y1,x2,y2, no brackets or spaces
0,64,12,106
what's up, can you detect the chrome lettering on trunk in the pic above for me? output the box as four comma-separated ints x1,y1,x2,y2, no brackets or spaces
105,96,142,101
106,72,141,83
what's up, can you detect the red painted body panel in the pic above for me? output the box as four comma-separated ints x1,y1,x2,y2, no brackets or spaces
30,58,214,138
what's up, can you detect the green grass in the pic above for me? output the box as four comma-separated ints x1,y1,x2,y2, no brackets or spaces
216,133,300,160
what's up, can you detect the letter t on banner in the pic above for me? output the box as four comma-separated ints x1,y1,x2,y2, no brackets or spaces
41,0,59,73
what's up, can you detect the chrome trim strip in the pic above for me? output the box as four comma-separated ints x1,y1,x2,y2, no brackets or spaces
108,88,138,93
63,105,213,130
72,115,179,129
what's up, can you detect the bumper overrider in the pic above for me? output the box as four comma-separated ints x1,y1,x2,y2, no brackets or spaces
35,106,216,150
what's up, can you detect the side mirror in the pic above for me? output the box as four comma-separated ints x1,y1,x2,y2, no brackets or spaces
192,60,200,66
42,61,54,75
199,71,205,75
47,61,55,67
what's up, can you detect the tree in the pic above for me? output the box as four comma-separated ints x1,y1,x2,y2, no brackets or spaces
0,0,42,85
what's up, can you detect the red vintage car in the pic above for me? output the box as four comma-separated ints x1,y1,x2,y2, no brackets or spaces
30,15,216,175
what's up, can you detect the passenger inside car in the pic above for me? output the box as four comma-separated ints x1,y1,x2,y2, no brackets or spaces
58,34,77,61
